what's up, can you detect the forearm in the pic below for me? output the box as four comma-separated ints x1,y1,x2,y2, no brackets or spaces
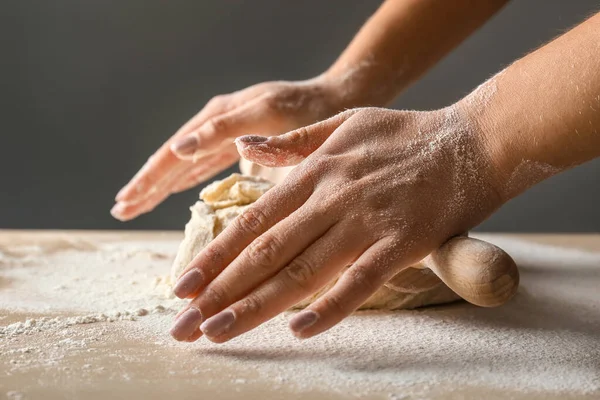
462,12,600,200
323,0,509,108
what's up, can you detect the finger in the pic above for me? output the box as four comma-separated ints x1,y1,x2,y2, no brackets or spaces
115,146,185,204
169,307,203,342
114,145,239,220
196,222,368,343
174,200,337,331
114,96,233,204
234,109,357,168
111,187,171,222
172,167,315,296
171,214,336,343
111,161,192,221
289,238,407,339
170,93,282,160
173,193,335,300
170,147,239,193
184,328,204,342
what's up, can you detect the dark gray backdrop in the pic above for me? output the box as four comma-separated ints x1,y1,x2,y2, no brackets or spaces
2,1,599,231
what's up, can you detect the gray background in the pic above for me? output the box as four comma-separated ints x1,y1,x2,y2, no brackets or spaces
1,1,599,232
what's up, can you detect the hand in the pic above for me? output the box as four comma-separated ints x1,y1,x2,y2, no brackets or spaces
169,106,505,342
111,77,342,221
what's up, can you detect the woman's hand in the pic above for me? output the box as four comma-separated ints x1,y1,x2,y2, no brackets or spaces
169,106,505,343
111,77,343,221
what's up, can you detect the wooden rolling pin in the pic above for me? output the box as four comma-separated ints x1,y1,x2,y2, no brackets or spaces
386,236,519,307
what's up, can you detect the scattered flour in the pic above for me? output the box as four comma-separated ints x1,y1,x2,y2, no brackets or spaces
1,233,600,398
0,306,165,337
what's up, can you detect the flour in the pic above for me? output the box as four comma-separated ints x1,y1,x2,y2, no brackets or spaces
6,391,24,400
406,105,497,234
1,306,165,337
460,70,566,202
0,237,184,314
464,69,505,113
504,160,562,199
1,233,600,398
0,235,98,267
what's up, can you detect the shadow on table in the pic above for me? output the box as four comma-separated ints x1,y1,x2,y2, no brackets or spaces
198,238,600,377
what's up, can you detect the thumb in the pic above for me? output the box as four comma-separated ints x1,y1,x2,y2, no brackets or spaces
235,110,356,167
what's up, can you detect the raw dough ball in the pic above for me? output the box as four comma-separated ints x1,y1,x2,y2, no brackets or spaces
171,173,274,283
239,158,293,185
199,172,275,208
172,173,460,310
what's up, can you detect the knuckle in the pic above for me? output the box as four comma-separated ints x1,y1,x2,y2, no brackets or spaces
248,81,272,92
202,245,226,274
344,266,366,284
322,294,347,315
287,127,310,146
286,164,315,188
345,266,380,293
284,258,318,290
239,295,263,315
260,87,301,116
207,94,227,107
246,235,281,269
261,92,279,109
206,116,229,134
304,200,331,222
307,188,345,218
293,156,330,189
307,156,332,174
236,207,270,235
202,285,229,309
343,108,359,117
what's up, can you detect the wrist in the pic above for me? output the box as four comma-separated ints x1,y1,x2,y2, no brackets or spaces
319,61,404,110
453,64,575,203
453,96,517,205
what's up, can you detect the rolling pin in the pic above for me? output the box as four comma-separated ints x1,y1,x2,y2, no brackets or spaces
386,236,519,307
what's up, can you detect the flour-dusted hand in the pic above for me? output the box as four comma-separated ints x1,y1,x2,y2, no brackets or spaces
110,0,511,222
170,11,600,343
169,106,505,342
160,2,600,344
111,78,342,221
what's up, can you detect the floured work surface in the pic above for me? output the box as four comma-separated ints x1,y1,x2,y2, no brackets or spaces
1,231,599,400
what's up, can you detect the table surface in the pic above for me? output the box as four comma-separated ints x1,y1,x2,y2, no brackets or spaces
1,230,599,400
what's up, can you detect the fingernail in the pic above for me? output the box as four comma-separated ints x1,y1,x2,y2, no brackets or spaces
170,307,203,341
289,310,319,335
236,135,268,145
173,269,204,299
200,310,235,337
171,135,199,155
110,202,126,219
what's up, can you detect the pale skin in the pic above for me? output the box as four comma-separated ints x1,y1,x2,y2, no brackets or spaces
111,0,508,220
112,1,600,342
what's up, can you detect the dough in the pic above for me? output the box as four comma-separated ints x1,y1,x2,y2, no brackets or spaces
172,173,461,310
171,173,275,282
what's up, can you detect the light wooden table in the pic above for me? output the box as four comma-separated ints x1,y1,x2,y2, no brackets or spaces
1,231,599,400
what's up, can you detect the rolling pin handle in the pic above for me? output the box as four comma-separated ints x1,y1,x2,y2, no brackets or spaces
424,236,519,307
